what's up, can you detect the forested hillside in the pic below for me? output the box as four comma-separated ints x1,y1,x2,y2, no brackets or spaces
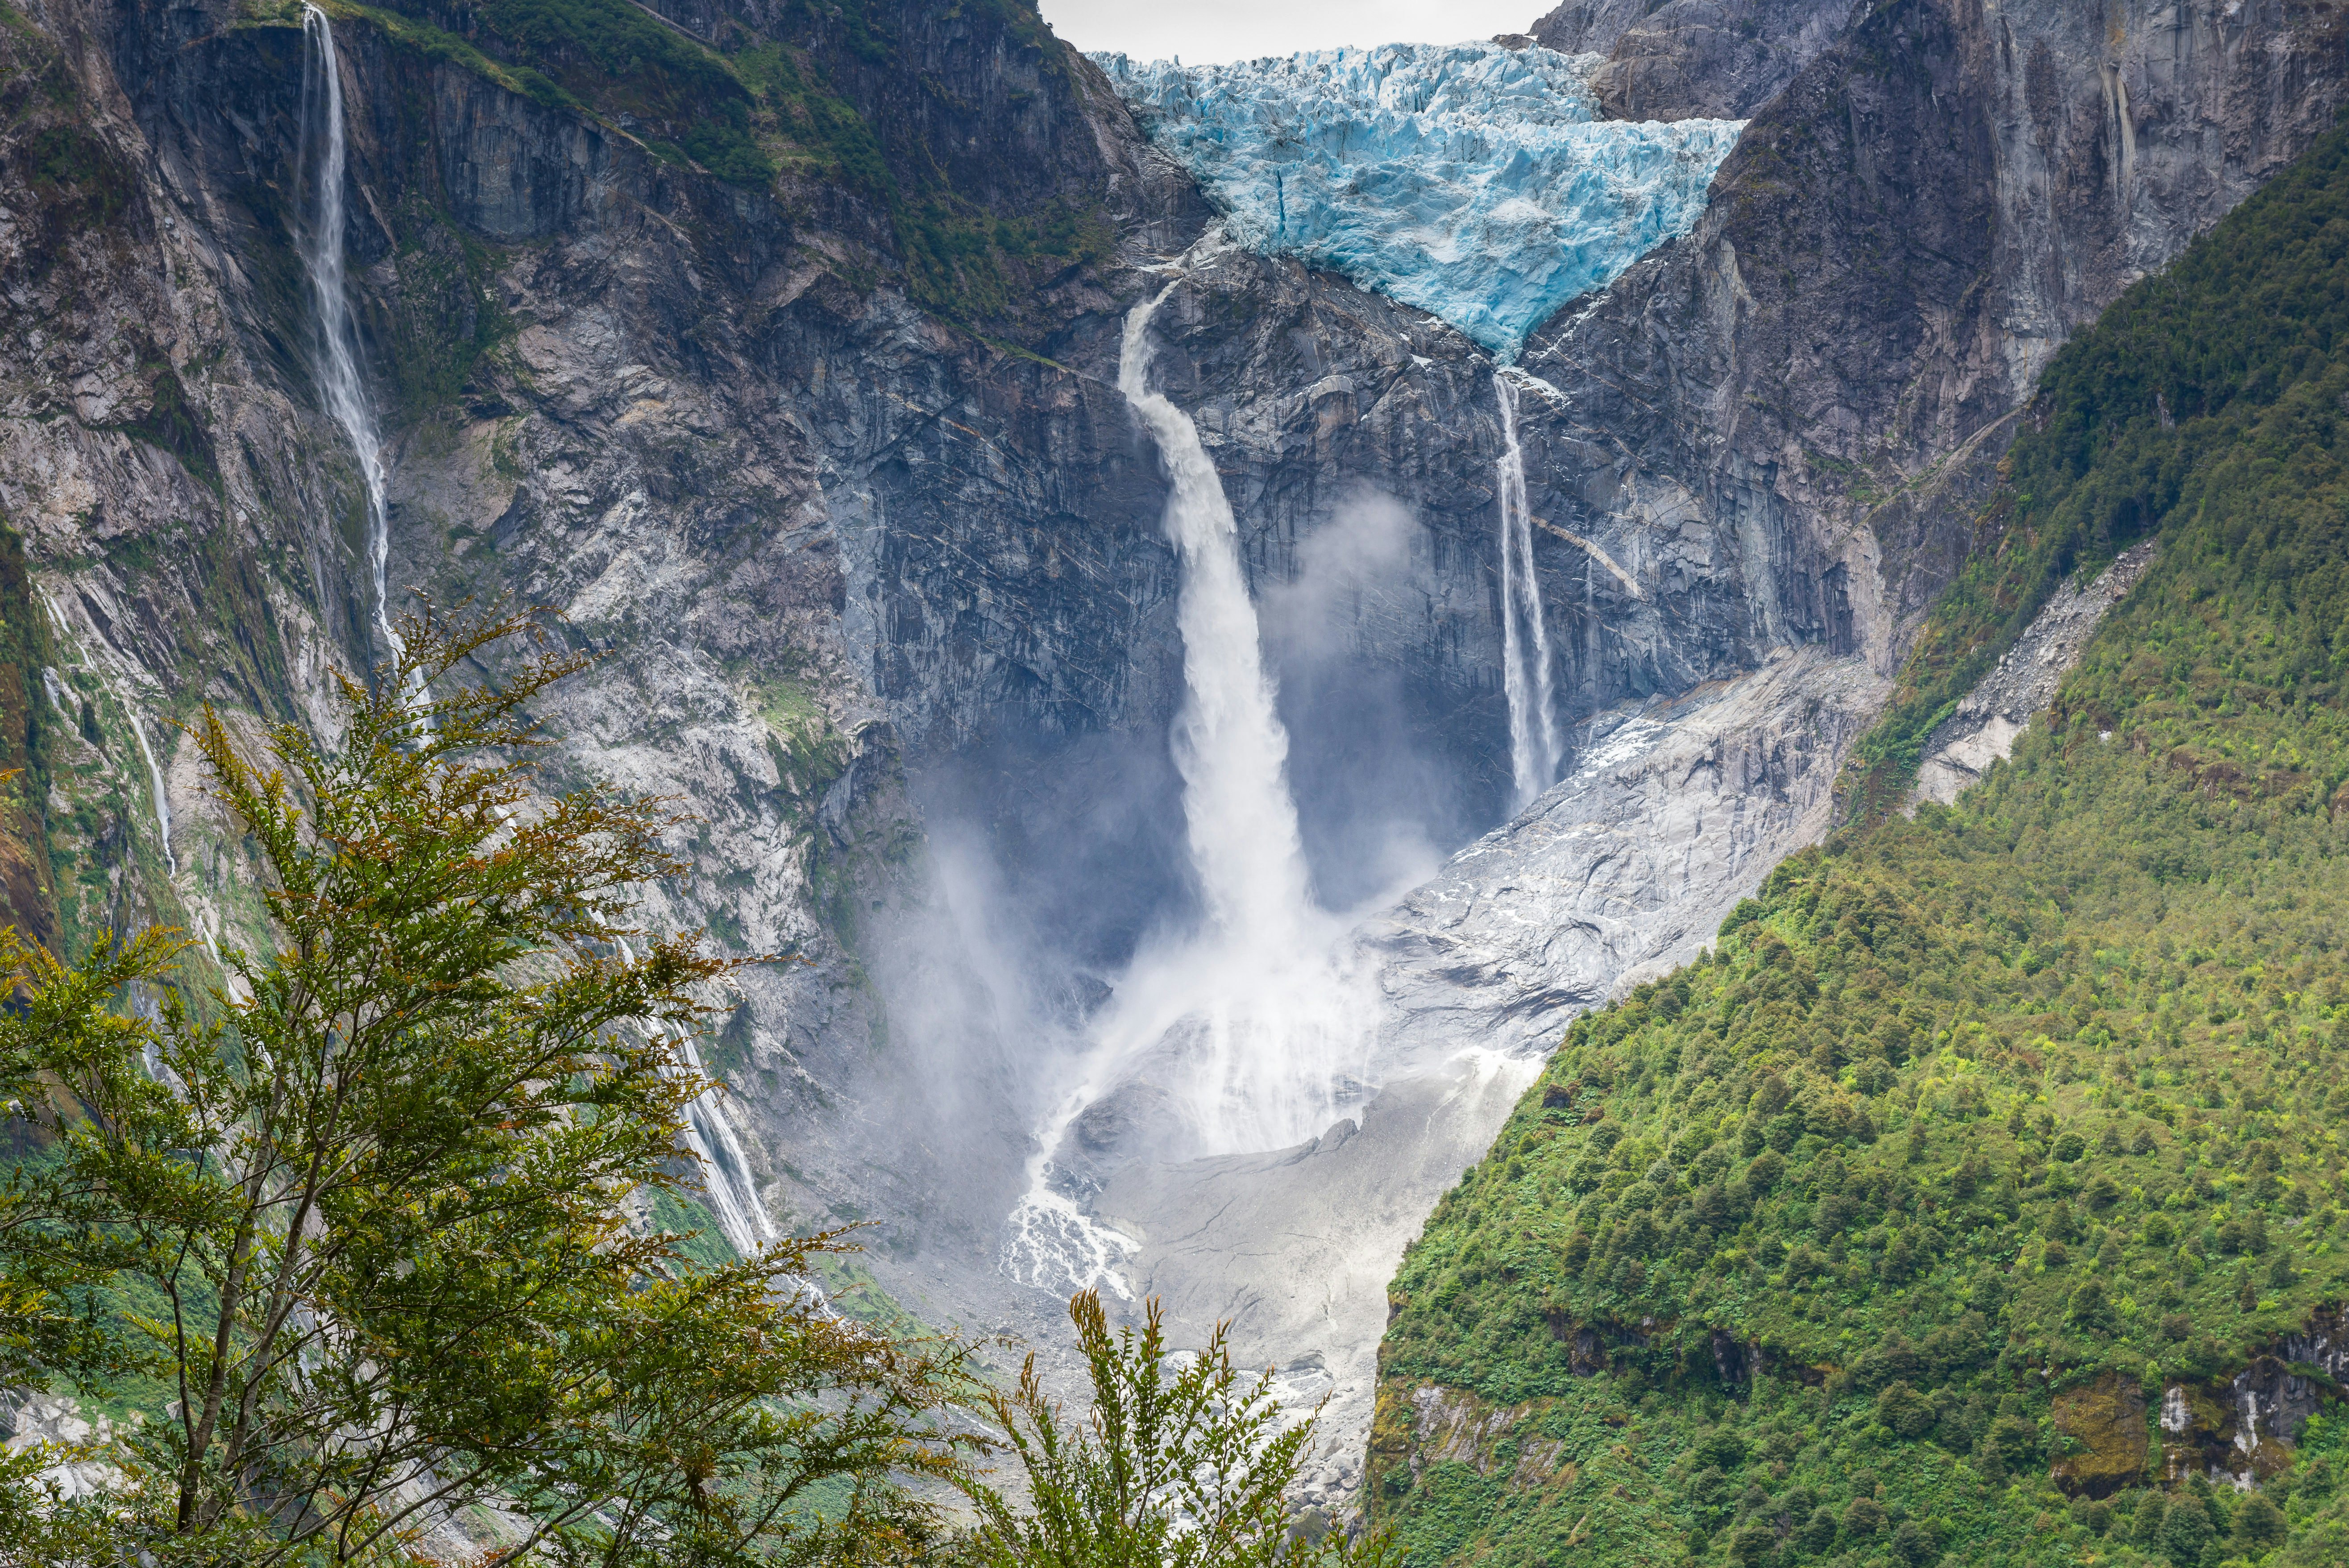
1370,118,2349,1568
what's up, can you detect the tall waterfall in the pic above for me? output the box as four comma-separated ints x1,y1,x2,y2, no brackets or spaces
129,713,176,878
1495,372,1560,809
1000,279,1373,1296
298,6,402,668
656,1019,829,1312
1119,283,1317,958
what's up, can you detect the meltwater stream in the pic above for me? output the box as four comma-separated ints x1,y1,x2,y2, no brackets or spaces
1000,281,1375,1295
1495,372,1560,808
298,7,403,668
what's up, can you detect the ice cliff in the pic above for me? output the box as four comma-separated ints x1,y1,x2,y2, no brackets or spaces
1093,41,1745,359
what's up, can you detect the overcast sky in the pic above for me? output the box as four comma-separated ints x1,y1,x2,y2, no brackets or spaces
1040,0,1550,65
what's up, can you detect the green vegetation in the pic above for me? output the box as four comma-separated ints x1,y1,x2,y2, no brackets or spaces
1373,122,2349,1567
353,0,774,182
743,0,1112,321
0,614,974,1565
969,1292,1394,1568
0,522,64,953
380,196,515,427
109,362,220,493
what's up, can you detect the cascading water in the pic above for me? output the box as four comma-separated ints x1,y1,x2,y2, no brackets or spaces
297,6,403,669
1000,276,1375,1296
670,1029,780,1259
1122,281,1317,967
1494,372,1560,809
294,24,766,1282
608,936,780,1261
129,712,176,878
1094,41,1745,814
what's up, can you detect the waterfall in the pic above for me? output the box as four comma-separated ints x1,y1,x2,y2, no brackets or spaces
1105,281,1369,1155
1118,282,1316,957
610,937,778,1260
1495,371,1559,810
999,278,1374,1296
297,6,403,670
129,713,176,879
669,1025,783,1259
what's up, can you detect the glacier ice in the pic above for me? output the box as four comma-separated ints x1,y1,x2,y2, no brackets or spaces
1095,41,1745,360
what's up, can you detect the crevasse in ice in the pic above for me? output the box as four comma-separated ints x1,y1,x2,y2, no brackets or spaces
1094,41,1746,361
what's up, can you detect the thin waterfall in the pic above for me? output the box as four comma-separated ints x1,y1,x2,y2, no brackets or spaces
610,937,778,1260
672,1032,780,1258
297,6,403,670
1495,371,1560,809
129,713,176,878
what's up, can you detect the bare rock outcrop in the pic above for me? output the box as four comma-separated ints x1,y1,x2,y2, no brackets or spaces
1915,539,2160,804
1531,0,1856,119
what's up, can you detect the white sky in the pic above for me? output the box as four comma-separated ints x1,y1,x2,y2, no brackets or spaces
1040,0,1550,65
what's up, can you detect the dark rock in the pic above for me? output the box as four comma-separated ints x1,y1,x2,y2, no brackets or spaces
1531,0,1855,120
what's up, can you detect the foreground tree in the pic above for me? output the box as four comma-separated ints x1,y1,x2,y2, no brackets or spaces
0,611,971,1565
969,1291,1392,1568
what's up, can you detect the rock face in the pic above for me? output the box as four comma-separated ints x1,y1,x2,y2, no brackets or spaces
1370,646,1888,1069
1531,0,1855,120
2052,1375,2153,1498
1515,0,2349,698
2154,1307,2349,1488
3,0,2346,1524
1,1389,123,1504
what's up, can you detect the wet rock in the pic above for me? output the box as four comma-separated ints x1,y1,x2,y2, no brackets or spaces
2158,1309,2349,1486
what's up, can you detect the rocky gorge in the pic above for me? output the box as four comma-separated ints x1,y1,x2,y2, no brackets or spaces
2,0,2346,1525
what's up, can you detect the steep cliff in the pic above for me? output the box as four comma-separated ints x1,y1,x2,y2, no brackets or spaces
1370,0,2349,1083
0,0,1546,1419
1083,0,2349,1510
1530,0,1854,120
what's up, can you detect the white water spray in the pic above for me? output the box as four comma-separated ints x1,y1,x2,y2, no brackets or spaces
1121,282,1317,962
1494,371,1560,809
298,6,403,668
1000,278,1375,1295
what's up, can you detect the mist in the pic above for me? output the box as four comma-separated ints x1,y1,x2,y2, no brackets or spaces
880,480,1489,1282
1261,487,1473,914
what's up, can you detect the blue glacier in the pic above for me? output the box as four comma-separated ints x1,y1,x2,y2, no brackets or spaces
1094,42,1747,361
